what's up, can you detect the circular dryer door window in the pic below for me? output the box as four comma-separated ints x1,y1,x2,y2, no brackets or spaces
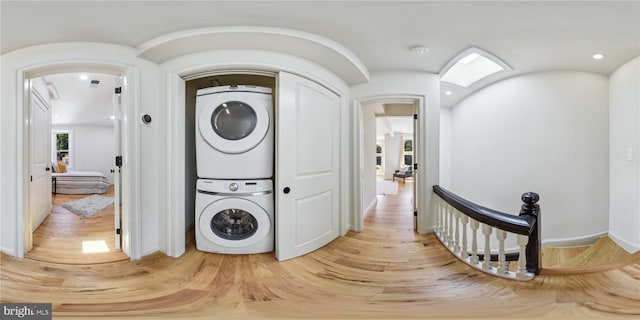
199,198,271,248
211,101,257,141
198,96,270,154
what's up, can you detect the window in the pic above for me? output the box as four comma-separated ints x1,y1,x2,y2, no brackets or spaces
403,139,413,166
376,144,382,166
52,129,73,169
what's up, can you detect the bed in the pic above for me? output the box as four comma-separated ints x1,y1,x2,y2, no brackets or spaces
52,170,111,194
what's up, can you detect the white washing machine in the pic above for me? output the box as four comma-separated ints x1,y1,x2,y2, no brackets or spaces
196,85,273,179
195,179,274,254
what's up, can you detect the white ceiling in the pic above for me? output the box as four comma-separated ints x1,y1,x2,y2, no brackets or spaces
44,73,116,127
3,1,639,108
377,117,414,140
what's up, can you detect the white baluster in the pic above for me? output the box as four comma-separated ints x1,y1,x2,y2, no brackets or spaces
453,209,461,253
470,219,479,265
516,234,529,279
441,203,449,244
482,224,493,270
447,204,454,248
496,229,507,274
436,198,443,238
460,215,469,258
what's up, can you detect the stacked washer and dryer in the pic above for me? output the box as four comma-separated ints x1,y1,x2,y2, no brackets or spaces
195,85,275,254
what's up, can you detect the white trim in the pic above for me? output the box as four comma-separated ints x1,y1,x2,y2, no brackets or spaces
363,198,377,219
608,231,640,254
14,62,139,260
541,231,607,249
162,50,350,257
352,94,428,234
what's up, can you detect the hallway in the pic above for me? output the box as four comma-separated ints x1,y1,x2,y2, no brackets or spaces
1,179,639,319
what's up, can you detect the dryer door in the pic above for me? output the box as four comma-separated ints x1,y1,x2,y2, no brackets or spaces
199,198,271,248
198,95,270,154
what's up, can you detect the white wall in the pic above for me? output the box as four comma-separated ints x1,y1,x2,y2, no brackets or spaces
439,107,452,189
0,43,160,258
609,56,640,253
54,125,115,184
362,104,378,215
351,71,440,233
384,133,402,180
451,71,609,244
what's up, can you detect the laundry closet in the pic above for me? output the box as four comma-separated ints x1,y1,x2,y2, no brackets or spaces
180,70,344,261
185,74,276,254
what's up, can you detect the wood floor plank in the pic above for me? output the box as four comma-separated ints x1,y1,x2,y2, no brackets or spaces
25,186,129,264
2,180,640,318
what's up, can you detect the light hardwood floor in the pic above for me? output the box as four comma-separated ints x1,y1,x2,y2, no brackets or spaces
2,181,640,319
25,187,128,264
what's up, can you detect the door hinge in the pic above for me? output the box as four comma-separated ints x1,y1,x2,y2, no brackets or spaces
413,163,418,170
115,156,123,168
414,113,418,120
116,228,121,235
114,87,122,94
30,175,33,182
414,211,418,217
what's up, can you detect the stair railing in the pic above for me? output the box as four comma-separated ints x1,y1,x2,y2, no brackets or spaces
433,185,540,281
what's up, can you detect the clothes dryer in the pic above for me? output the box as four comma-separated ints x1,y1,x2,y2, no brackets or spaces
195,179,274,254
196,85,273,179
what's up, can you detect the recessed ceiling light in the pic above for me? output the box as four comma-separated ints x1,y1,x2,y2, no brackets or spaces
592,53,604,60
79,74,89,80
445,91,453,95
411,46,430,54
110,115,115,120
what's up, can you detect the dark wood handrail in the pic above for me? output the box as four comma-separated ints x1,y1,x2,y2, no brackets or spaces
433,186,535,235
433,185,541,274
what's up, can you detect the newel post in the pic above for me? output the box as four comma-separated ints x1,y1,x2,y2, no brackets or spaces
519,192,540,274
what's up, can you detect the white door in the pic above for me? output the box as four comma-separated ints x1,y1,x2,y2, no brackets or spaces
113,78,123,249
275,72,341,261
412,104,419,230
29,84,52,235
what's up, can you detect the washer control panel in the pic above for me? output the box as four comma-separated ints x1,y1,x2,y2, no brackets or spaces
197,179,272,193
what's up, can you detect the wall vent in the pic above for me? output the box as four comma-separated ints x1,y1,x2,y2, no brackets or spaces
90,80,101,88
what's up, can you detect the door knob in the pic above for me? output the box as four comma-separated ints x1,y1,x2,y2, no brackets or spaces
283,187,291,194
45,167,50,172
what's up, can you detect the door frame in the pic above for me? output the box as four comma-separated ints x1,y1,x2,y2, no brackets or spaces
17,62,140,259
163,53,350,258
352,95,427,232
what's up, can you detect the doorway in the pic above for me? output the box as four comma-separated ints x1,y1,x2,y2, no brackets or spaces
353,96,424,233
22,70,129,263
363,102,417,230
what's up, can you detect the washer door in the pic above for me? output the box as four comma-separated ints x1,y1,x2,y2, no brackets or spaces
198,96,270,154
199,198,271,248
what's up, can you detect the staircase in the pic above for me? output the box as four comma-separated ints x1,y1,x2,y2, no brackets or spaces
542,236,640,275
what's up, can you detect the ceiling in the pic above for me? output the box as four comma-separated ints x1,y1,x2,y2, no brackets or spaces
44,73,116,127
3,1,639,109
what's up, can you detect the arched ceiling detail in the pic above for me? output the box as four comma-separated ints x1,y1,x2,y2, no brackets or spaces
136,26,370,85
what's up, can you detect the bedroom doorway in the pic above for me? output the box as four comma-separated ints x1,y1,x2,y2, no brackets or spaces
24,71,128,264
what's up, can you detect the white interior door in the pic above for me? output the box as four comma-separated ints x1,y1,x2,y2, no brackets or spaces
276,72,340,261
113,77,123,250
412,103,419,230
29,83,52,236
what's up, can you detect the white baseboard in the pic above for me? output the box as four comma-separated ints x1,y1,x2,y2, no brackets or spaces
608,231,640,254
363,198,377,219
542,231,608,249
1,246,16,257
